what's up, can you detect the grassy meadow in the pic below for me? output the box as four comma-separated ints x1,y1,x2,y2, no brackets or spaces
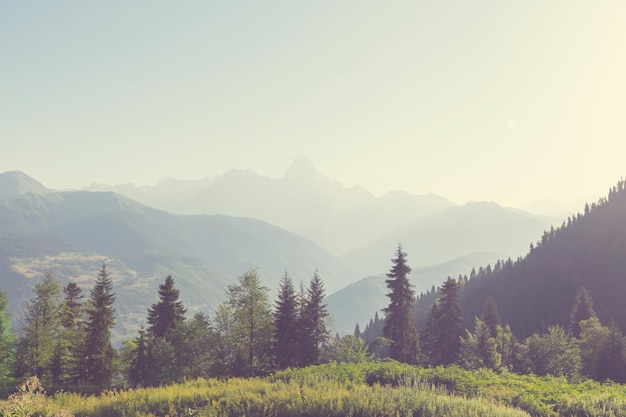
4,361,626,417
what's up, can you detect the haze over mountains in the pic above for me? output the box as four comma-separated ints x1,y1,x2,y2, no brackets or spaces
0,164,569,338
86,157,456,255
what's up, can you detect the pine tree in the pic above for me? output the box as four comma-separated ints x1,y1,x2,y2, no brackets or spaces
147,275,186,338
300,270,330,366
570,286,596,338
16,272,62,383
422,277,464,366
273,272,299,369
83,264,116,391
227,268,273,376
382,245,419,364
51,282,85,389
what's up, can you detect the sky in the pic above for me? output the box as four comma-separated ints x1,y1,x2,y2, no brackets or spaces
1,1,625,209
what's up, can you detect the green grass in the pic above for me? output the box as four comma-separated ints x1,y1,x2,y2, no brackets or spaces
6,362,626,417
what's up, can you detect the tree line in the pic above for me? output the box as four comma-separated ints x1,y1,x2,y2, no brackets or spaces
377,244,626,382
0,265,368,394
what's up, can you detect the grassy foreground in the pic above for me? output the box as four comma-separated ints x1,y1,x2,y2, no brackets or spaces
5,361,626,416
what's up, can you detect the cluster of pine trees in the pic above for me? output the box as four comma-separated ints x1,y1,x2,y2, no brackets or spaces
0,265,367,393
374,245,626,382
0,266,115,394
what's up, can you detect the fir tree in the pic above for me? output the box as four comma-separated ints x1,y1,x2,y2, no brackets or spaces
300,270,330,366
382,245,419,364
273,272,299,369
422,277,464,366
83,264,116,391
570,286,596,338
147,275,186,338
51,282,85,389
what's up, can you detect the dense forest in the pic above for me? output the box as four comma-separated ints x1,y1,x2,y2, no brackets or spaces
2,180,626,416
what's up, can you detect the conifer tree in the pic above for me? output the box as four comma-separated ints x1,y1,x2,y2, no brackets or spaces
382,245,419,364
16,272,62,383
570,286,596,338
300,270,330,366
227,268,273,376
51,282,85,389
147,275,186,338
422,277,464,366
83,264,116,391
273,272,299,369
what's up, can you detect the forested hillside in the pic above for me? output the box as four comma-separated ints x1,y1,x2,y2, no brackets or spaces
459,179,626,338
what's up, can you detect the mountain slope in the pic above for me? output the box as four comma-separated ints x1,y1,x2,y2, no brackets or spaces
0,171,49,198
342,202,558,278
0,190,346,342
411,180,626,339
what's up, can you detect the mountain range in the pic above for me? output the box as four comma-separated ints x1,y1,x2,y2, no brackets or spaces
0,167,566,339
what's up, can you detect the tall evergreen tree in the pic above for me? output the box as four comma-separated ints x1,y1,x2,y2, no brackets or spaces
382,245,419,364
422,277,465,366
147,275,186,338
227,268,273,376
16,272,62,383
570,286,596,338
83,264,116,391
273,271,300,369
300,270,331,367
51,282,85,389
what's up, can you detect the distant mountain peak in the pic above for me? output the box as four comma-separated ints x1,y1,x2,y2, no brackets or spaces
0,171,49,198
284,155,317,179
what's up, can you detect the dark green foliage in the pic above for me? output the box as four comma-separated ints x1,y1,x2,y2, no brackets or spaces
570,286,596,338
460,318,501,370
146,275,186,338
52,281,85,389
129,329,151,387
594,321,626,382
299,270,330,367
523,325,581,381
273,272,300,369
83,264,116,391
481,297,501,339
382,245,419,364
422,277,464,366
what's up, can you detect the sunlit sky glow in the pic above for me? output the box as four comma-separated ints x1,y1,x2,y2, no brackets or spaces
2,1,625,208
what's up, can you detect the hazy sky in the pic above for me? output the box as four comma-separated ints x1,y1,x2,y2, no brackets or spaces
2,1,625,207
